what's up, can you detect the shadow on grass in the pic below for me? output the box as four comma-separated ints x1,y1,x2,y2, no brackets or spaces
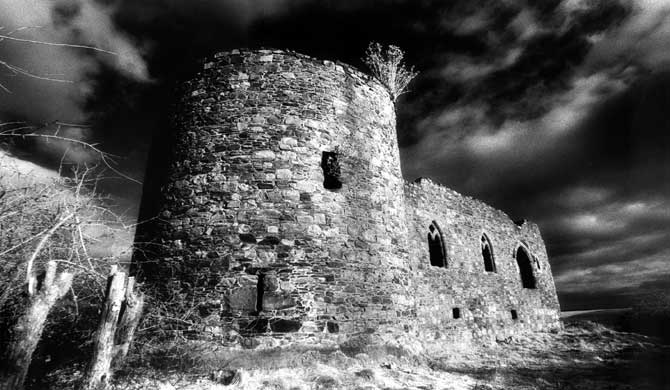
430,326,670,390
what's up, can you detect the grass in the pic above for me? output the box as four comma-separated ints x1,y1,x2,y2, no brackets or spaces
41,321,670,389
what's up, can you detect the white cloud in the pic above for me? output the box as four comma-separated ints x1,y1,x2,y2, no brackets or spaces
403,83,576,189
586,0,670,70
448,11,492,35
555,247,670,293
557,186,613,208
441,48,523,83
459,72,625,163
1,0,147,79
561,212,628,235
509,8,543,41
71,0,148,80
441,58,497,82
0,0,148,122
540,72,625,132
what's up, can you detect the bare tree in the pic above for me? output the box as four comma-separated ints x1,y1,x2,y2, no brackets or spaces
362,42,418,102
0,22,144,388
0,163,137,389
0,261,73,390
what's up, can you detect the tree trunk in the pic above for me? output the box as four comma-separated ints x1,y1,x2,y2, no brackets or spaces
0,261,73,390
112,277,144,368
83,266,126,390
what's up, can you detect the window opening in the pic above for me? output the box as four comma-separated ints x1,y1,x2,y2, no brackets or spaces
516,246,537,289
511,310,518,320
452,308,461,319
256,273,265,312
321,151,342,190
481,234,496,272
428,221,446,267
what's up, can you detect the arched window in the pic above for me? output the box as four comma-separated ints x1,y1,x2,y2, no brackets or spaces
481,234,496,272
515,246,537,289
427,221,446,267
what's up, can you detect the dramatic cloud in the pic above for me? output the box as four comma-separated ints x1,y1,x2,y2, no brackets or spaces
584,0,670,70
400,71,628,197
0,0,148,118
1,0,669,310
397,0,670,309
0,0,151,168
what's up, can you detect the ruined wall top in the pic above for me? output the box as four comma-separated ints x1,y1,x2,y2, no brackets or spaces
405,176,542,234
201,48,392,101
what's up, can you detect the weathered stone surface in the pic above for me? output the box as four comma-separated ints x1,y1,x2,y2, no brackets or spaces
135,49,561,344
404,177,561,337
225,285,257,312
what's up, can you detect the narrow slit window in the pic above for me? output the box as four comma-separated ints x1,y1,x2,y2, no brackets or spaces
428,221,446,267
321,151,342,190
511,309,518,320
452,307,461,319
256,273,265,312
481,234,496,272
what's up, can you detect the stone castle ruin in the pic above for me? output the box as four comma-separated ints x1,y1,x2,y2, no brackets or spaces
136,49,561,343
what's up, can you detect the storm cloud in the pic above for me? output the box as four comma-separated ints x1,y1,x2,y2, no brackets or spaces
1,0,669,310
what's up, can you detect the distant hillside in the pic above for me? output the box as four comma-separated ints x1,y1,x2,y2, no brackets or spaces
562,308,632,332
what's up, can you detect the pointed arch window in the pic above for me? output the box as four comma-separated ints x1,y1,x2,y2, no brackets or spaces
428,221,446,267
515,246,537,289
481,234,496,272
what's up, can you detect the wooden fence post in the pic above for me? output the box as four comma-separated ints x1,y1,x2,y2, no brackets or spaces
83,266,125,390
83,268,145,390
113,277,145,367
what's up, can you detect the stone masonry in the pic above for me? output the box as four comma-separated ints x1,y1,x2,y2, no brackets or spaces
135,49,561,343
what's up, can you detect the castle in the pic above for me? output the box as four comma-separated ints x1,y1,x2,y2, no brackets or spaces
136,49,561,343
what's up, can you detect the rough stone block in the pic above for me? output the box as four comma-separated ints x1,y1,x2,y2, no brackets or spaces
252,150,276,160
225,286,257,312
263,293,296,311
276,169,292,180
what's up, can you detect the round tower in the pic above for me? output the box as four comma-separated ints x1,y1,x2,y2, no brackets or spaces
144,49,412,336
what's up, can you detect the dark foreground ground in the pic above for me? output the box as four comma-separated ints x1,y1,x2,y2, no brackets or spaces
44,318,669,390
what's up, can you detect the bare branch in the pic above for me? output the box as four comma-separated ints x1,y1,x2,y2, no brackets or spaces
0,26,117,93
0,26,44,43
0,33,117,55
54,121,92,128
0,59,73,84
0,224,53,258
0,121,26,127
26,211,75,296
54,259,105,281
0,80,10,93
0,129,143,185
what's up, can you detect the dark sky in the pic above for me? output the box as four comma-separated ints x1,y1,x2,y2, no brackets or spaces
1,0,670,310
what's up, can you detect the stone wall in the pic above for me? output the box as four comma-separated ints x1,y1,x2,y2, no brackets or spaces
403,178,561,340
142,49,413,338
135,49,561,344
